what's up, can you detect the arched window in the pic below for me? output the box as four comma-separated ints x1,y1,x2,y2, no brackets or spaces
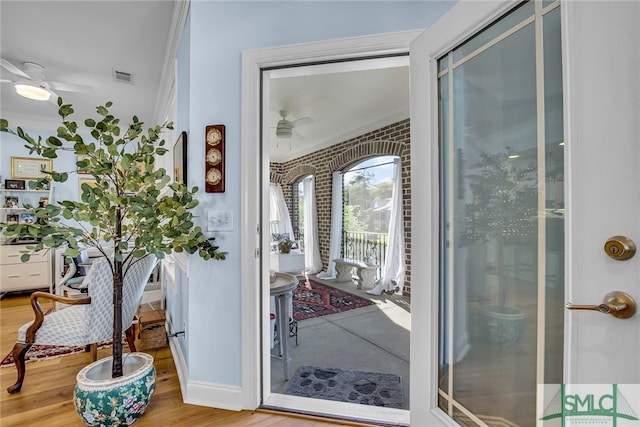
292,175,311,250
342,155,398,273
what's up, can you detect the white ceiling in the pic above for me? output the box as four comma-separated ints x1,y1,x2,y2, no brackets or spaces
1,1,410,163
267,58,409,162
0,1,174,131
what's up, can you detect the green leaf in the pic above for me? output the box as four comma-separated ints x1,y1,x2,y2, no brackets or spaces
46,136,63,147
107,143,118,156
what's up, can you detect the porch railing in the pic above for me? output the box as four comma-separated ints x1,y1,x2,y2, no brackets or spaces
342,231,388,279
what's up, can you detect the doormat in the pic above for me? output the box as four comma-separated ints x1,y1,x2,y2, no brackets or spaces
292,280,375,321
285,365,404,409
1,340,113,368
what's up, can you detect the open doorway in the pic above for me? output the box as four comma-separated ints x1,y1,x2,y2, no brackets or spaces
263,57,412,419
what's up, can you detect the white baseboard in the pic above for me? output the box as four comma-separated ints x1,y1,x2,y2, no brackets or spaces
167,332,188,399
184,380,244,411
167,334,246,412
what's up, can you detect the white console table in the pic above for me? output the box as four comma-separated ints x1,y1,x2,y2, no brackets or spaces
270,251,305,274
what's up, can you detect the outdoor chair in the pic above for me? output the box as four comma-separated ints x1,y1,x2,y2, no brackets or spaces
6,255,157,393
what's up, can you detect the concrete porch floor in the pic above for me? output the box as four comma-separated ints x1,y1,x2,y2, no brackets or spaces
270,275,411,410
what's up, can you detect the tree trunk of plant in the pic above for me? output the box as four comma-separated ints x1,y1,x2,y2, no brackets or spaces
112,211,124,378
112,258,123,378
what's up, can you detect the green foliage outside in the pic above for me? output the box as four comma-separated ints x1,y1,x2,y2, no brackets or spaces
344,168,393,233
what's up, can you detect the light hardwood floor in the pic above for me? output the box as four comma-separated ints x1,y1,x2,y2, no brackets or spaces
0,293,375,427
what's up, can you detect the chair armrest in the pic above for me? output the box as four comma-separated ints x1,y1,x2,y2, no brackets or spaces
24,292,91,343
32,291,91,306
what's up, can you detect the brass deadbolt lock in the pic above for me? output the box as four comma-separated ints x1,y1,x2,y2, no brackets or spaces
604,236,636,260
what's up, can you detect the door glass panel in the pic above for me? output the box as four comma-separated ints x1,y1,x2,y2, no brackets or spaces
543,6,564,385
452,1,534,63
438,2,563,426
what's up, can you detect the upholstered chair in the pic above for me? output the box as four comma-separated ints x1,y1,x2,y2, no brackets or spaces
6,255,157,393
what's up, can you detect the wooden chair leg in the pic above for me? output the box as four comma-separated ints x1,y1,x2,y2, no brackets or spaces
125,324,137,352
89,343,97,362
7,342,32,394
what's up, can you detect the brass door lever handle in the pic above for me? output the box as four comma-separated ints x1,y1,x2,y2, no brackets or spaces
566,291,636,319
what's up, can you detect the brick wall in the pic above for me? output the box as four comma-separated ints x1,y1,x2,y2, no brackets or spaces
270,119,412,297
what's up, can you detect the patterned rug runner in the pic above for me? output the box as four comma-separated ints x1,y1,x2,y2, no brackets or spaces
286,365,404,408
292,280,375,321
1,341,113,368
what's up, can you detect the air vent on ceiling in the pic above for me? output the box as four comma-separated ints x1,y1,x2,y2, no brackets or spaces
113,69,133,84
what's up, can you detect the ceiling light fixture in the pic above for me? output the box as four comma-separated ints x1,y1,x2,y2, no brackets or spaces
15,82,50,101
275,124,293,139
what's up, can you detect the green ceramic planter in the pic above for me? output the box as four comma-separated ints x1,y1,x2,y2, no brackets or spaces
74,352,156,426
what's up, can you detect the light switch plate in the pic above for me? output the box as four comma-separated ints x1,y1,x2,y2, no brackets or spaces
207,210,233,232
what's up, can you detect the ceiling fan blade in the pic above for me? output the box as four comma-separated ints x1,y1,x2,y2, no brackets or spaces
291,116,313,127
1,58,31,80
41,82,60,104
49,80,93,93
1,78,17,84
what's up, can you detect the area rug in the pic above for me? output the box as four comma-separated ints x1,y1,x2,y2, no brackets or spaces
1,340,113,368
292,280,375,321
286,365,404,409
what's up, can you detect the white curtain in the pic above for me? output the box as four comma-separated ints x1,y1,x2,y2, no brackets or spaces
368,158,405,295
303,176,323,274
269,183,294,241
317,171,343,279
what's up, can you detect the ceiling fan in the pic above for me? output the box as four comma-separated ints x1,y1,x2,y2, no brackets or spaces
274,110,313,147
1,58,91,103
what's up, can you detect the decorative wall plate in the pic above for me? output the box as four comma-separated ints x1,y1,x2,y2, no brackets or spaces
206,128,222,146
206,168,222,185
206,148,222,166
205,125,225,192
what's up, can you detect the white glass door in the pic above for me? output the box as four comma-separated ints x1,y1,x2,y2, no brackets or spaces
410,1,639,425
438,2,563,424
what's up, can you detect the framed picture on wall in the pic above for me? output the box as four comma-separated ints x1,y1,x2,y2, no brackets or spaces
20,212,35,225
173,131,187,185
5,196,19,208
11,157,52,179
5,179,26,190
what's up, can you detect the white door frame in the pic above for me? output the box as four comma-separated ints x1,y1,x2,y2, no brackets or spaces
240,30,420,422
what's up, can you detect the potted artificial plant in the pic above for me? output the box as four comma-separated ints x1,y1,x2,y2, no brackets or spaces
463,151,536,346
0,99,226,425
278,238,294,254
